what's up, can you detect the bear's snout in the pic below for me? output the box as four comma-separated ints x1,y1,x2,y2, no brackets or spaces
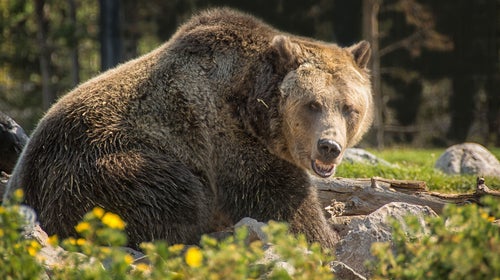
317,138,342,161
310,139,342,178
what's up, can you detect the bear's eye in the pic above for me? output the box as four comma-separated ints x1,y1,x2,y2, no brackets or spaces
342,104,358,116
307,101,322,112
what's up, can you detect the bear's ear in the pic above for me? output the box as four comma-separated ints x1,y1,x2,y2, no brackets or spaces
347,41,371,69
271,35,304,67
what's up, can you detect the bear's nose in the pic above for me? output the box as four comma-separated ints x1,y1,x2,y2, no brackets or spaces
317,139,342,160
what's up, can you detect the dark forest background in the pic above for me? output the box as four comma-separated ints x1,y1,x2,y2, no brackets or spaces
1,0,498,148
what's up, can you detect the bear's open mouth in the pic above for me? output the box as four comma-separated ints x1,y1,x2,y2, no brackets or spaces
311,159,336,178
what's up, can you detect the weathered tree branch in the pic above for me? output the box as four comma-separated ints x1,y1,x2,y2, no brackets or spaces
316,177,500,216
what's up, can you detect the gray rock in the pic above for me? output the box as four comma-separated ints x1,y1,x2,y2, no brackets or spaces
234,217,268,244
102,247,148,270
28,224,101,274
259,246,296,276
331,261,367,280
343,148,391,166
18,204,38,237
335,202,437,278
435,142,500,177
0,111,29,174
23,221,146,274
122,247,148,263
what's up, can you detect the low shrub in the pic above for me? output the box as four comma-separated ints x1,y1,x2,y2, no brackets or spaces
0,190,44,280
1,195,333,279
371,196,500,279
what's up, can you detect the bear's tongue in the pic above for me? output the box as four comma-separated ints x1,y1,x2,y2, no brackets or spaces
311,159,335,178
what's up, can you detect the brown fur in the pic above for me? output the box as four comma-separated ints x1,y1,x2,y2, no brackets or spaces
4,8,372,250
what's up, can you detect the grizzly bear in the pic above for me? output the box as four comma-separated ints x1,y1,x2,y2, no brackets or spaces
4,8,373,250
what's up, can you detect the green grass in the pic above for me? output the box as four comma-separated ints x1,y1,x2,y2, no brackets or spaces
336,147,500,193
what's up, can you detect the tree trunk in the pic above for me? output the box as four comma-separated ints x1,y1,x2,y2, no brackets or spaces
35,0,55,110
362,0,384,149
486,75,500,146
447,1,495,143
68,0,80,87
99,0,122,71
121,0,140,61
485,0,499,146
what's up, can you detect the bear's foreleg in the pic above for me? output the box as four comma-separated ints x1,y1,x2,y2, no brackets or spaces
286,186,340,250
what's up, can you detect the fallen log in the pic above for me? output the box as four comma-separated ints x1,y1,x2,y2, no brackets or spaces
316,177,500,216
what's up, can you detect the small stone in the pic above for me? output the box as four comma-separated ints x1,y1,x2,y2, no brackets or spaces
343,148,392,166
234,217,268,244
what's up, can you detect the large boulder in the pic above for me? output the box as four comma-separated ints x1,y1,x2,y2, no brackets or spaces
334,202,437,278
434,143,500,177
0,111,29,174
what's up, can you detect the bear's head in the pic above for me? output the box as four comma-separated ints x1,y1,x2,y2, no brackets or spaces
269,35,373,178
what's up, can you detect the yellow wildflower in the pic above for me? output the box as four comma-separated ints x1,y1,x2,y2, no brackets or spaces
124,254,134,265
185,247,203,268
27,240,41,257
47,235,58,246
479,211,496,223
0,228,4,237
30,240,41,248
27,246,38,257
100,247,111,254
76,238,86,246
14,189,24,200
135,263,151,273
75,221,91,233
481,211,489,220
101,212,126,230
68,237,77,245
0,206,5,214
92,207,105,218
169,244,185,253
